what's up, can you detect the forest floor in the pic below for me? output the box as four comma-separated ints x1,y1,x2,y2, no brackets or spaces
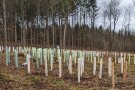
0,52,135,90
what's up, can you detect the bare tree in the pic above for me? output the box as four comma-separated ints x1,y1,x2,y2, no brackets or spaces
111,0,121,35
102,10,108,29
106,0,113,51
106,0,121,51
122,5,132,32
122,5,132,51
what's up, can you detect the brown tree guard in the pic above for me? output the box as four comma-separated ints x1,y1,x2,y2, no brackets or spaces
123,61,127,82
112,62,115,89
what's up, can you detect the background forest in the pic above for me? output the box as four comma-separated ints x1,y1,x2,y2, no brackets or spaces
0,0,135,52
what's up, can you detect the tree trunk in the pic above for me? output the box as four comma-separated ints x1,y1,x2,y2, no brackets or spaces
3,0,7,48
30,22,33,46
63,17,68,49
21,0,26,47
52,16,55,48
71,15,74,49
109,13,112,51
45,15,49,47
14,0,17,45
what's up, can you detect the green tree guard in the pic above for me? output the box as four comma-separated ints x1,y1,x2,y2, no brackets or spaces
40,48,43,65
8,48,10,63
15,50,18,68
36,49,39,69
6,47,9,66
25,48,28,62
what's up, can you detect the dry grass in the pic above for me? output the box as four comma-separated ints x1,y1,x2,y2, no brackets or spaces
0,52,135,90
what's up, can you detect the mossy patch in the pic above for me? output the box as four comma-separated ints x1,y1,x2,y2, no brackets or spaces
0,73,14,82
26,75,42,83
50,79,66,87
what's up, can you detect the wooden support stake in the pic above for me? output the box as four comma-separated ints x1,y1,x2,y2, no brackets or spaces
93,57,96,76
121,57,123,73
59,57,62,78
78,58,81,83
123,61,127,82
108,57,112,77
115,52,116,63
112,62,115,89
82,57,84,74
50,52,53,71
128,53,130,64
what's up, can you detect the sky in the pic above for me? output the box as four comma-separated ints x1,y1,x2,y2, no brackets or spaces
97,0,135,31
